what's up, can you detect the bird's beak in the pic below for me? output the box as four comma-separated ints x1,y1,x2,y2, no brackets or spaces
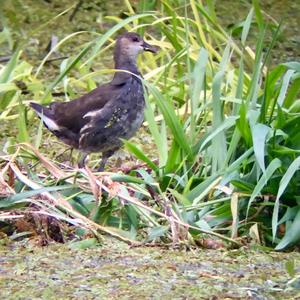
142,41,158,53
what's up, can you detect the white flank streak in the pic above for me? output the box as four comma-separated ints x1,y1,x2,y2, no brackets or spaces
80,122,93,134
83,109,103,119
79,132,88,147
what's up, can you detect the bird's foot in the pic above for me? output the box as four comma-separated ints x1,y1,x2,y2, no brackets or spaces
95,150,115,172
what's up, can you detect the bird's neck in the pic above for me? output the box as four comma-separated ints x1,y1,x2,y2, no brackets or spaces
112,55,140,85
114,56,139,74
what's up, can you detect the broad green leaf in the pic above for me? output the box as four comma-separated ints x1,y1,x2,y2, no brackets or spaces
236,101,252,147
0,83,16,92
247,158,282,217
125,205,139,229
146,226,169,242
275,209,300,250
123,140,159,172
272,156,300,241
284,77,300,109
187,175,221,205
231,180,255,193
110,174,145,185
168,188,191,206
198,116,237,153
211,43,231,171
289,99,300,113
226,148,254,174
277,69,295,107
165,140,180,174
282,62,300,73
274,105,286,129
252,123,270,173
225,128,241,166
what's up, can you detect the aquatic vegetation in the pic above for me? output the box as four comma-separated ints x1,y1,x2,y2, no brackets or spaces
1,239,300,299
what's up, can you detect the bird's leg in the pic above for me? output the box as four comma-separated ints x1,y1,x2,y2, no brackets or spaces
97,150,115,172
69,148,74,162
78,152,88,169
55,147,73,164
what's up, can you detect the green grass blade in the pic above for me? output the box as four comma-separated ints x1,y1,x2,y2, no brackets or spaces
110,174,145,185
42,41,94,101
246,27,265,108
247,158,282,217
236,101,252,147
284,77,300,109
252,123,271,173
252,0,264,31
241,8,254,46
277,69,295,107
144,93,168,167
230,193,239,238
190,48,209,139
17,98,29,143
275,209,300,250
123,140,159,172
35,31,89,78
0,48,21,83
146,83,193,158
187,174,220,204
226,147,253,174
211,43,231,171
0,185,74,208
198,117,237,153
272,156,300,241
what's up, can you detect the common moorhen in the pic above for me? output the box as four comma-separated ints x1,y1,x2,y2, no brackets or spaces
30,32,157,170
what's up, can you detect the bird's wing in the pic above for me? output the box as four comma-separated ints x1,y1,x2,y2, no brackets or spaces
49,82,125,134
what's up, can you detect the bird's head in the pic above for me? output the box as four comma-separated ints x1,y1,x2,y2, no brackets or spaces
114,32,158,68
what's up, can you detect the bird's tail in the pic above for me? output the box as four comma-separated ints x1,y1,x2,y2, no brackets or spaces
30,102,60,131
30,102,44,114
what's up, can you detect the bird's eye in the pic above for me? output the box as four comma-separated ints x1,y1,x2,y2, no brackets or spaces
132,37,139,42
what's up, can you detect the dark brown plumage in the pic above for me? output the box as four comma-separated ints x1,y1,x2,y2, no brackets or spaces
30,32,157,170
